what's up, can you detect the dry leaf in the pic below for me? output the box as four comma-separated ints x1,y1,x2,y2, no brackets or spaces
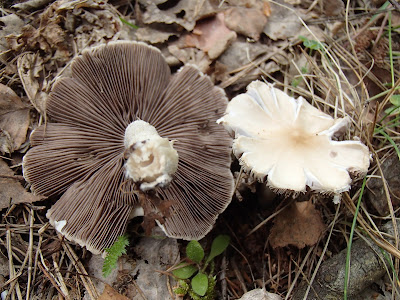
98,284,130,300
224,7,268,40
0,84,30,153
239,288,282,300
17,53,48,114
263,2,303,41
139,0,217,31
135,27,176,44
218,39,268,71
0,14,24,63
269,201,325,248
323,0,344,16
168,45,212,73
0,159,44,210
184,13,237,60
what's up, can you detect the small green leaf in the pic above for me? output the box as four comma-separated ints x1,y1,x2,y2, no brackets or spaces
390,94,400,106
186,241,205,263
384,106,400,115
300,66,308,74
119,17,139,29
206,235,230,264
191,272,208,296
172,264,198,279
102,235,129,277
298,35,324,51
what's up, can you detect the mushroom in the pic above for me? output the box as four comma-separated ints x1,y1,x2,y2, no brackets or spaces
23,41,234,254
217,80,370,195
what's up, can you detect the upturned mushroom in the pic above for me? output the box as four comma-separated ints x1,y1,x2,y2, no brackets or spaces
23,41,234,255
217,80,370,195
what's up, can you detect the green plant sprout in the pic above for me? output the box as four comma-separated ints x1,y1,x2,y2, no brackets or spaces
384,95,400,115
119,17,139,29
374,95,400,161
102,234,129,277
298,35,326,52
172,235,230,300
291,66,308,88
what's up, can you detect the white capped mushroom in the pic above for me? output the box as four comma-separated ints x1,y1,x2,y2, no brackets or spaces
218,80,370,194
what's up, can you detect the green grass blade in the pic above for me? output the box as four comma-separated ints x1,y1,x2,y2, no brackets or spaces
344,177,367,299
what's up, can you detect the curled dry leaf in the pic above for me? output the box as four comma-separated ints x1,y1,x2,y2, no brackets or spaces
0,159,44,210
0,84,30,153
17,53,48,114
269,201,325,248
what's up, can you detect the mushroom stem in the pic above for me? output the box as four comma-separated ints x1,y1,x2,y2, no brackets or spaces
124,120,179,191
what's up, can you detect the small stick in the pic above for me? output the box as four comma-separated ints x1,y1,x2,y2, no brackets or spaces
30,223,49,299
52,253,71,299
230,258,247,294
62,241,99,299
6,230,23,300
37,261,66,298
25,207,34,300
220,255,227,300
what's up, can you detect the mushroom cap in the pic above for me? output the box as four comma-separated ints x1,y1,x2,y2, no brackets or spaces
23,41,234,254
218,80,370,194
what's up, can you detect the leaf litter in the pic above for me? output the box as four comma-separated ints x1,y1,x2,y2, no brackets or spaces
1,0,400,299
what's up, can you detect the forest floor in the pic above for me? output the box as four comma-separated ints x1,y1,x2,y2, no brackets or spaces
1,0,400,299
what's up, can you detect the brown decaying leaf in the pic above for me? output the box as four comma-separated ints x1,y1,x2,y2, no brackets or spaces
139,0,217,31
0,159,44,210
98,284,130,300
269,201,326,249
184,13,237,60
224,7,268,40
17,53,48,115
0,84,30,154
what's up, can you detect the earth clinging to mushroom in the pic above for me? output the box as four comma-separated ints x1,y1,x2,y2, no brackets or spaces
218,80,371,195
22,41,235,255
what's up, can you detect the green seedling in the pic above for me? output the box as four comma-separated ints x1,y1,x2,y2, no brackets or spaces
298,35,326,52
119,17,139,29
171,235,230,300
102,234,129,277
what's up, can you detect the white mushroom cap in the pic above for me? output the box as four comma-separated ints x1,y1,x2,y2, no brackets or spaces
218,81,370,194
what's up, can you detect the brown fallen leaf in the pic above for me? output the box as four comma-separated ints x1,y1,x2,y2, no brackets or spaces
224,7,268,40
139,0,217,31
17,53,48,114
98,284,130,300
0,84,30,154
269,200,326,248
184,13,237,60
0,159,44,210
